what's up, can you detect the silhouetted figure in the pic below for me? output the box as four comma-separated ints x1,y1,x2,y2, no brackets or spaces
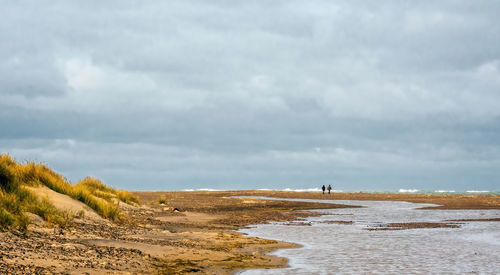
322,185,326,194
327,185,332,194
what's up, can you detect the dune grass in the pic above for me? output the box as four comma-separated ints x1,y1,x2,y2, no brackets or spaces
158,196,167,205
77,176,139,205
0,154,139,230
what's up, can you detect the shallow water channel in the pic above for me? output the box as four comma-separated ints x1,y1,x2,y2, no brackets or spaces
238,197,500,274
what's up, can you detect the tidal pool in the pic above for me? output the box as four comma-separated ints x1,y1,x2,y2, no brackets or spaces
238,198,500,274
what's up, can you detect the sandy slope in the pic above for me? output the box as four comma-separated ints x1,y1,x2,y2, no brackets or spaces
28,186,106,222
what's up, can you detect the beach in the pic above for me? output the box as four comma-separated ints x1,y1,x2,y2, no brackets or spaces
4,1,500,274
1,191,499,274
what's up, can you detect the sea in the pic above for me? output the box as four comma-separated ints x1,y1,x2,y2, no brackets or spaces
238,197,500,274
182,188,500,195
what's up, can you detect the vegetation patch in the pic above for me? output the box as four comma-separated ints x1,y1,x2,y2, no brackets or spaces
158,196,167,205
0,154,139,230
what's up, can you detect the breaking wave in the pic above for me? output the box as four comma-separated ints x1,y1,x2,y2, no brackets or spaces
177,188,497,194
398,189,420,193
182,188,225,192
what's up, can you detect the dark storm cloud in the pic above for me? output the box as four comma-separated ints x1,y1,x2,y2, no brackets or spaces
1,1,500,190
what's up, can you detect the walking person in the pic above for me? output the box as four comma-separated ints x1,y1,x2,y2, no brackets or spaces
327,185,332,194
322,185,326,194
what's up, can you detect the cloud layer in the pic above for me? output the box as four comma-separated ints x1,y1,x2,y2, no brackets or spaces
1,1,500,190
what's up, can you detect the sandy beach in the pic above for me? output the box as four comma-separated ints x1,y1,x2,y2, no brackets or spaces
0,190,498,274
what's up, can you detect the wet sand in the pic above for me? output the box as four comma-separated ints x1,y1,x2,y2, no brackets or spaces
233,190,500,210
0,191,498,274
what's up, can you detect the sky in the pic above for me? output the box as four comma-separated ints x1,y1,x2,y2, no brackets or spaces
1,1,500,191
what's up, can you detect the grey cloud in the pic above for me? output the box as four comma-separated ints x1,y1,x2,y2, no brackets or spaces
1,1,499,191
0,59,67,97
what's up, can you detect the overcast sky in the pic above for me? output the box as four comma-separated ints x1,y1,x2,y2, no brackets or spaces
1,1,500,191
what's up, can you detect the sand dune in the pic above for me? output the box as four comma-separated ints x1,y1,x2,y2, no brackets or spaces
27,186,105,222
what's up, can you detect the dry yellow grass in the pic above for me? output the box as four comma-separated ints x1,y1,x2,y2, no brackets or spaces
0,154,139,229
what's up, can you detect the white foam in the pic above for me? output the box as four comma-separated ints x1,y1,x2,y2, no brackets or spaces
257,188,343,192
435,190,456,193
466,190,490,193
182,188,224,192
398,189,420,193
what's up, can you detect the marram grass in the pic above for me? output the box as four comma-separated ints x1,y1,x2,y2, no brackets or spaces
0,154,139,230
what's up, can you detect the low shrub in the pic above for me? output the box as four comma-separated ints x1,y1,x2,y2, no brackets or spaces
158,196,167,205
117,190,139,204
72,186,122,221
0,207,15,229
0,154,18,192
29,197,72,227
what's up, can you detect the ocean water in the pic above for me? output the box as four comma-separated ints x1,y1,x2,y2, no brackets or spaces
239,198,500,274
181,188,500,195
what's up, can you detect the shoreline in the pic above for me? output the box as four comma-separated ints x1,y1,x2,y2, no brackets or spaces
133,191,500,274
1,191,498,274
226,191,500,274
232,191,500,209
235,196,500,274
133,191,354,274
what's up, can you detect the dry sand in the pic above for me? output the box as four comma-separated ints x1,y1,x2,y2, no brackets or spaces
27,186,106,222
1,190,498,274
